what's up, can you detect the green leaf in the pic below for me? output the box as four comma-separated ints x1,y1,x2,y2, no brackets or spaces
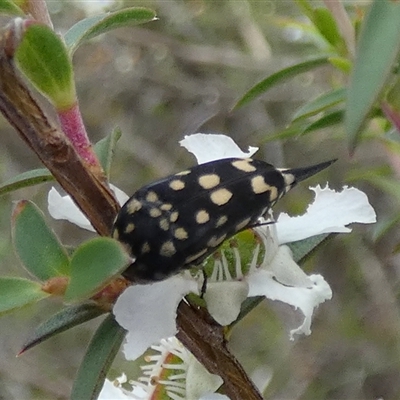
0,277,49,315
65,238,130,302
295,0,314,18
266,110,343,142
288,233,330,263
71,314,126,400
233,57,330,110
12,200,70,280
64,7,157,55
346,0,400,153
312,8,343,48
359,175,400,203
0,168,53,196
261,122,310,142
301,109,344,135
328,56,352,74
0,0,23,15
371,212,400,242
20,303,106,354
94,128,122,179
293,88,346,121
15,23,76,110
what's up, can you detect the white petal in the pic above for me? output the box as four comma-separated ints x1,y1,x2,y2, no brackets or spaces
251,366,273,395
276,185,377,244
247,270,332,340
47,185,129,232
113,276,198,361
203,281,249,326
267,245,311,288
186,354,223,399
111,184,130,205
99,375,148,399
180,133,258,164
99,379,130,399
48,187,95,231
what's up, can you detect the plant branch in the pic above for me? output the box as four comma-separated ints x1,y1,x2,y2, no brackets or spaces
0,27,119,236
176,302,263,400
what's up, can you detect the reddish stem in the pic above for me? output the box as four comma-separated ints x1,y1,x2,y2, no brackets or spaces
57,103,101,169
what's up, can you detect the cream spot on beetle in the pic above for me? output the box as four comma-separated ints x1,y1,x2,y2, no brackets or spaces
174,227,188,240
198,174,220,189
235,217,251,232
251,175,273,194
141,242,150,254
170,211,179,223
278,170,295,189
210,188,233,206
185,248,208,264
160,203,173,211
159,218,170,231
231,159,256,172
196,209,210,224
149,208,162,218
125,223,135,233
207,234,227,248
216,215,228,227
269,186,279,201
145,191,158,202
160,241,176,257
112,229,119,240
175,170,191,176
127,198,142,214
169,179,185,190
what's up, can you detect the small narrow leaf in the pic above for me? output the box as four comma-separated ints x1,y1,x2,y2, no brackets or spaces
293,88,346,121
0,0,24,15
64,8,157,55
371,213,400,242
0,277,49,315
261,122,310,142
295,0,314,18
71,314,126,400
346,0,400,152
328,56,352,73
0,168,53,196
94,128,122,179
234,57,329,110
65,238,131,302
20,303,106,354
312,8,343,49
12,200,70,280
288,233,330,263
301,109,344,135
15,23,76,110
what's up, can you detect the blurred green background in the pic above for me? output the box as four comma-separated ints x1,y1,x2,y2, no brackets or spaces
1,1,400,399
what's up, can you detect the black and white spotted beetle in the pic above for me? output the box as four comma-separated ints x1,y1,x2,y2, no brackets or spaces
113,157,335,283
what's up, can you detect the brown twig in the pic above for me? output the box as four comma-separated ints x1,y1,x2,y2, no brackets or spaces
177,302,263,400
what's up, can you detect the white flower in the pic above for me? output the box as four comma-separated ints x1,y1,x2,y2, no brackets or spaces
99,337,226,400
112,134,375,360
48,133,376,399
